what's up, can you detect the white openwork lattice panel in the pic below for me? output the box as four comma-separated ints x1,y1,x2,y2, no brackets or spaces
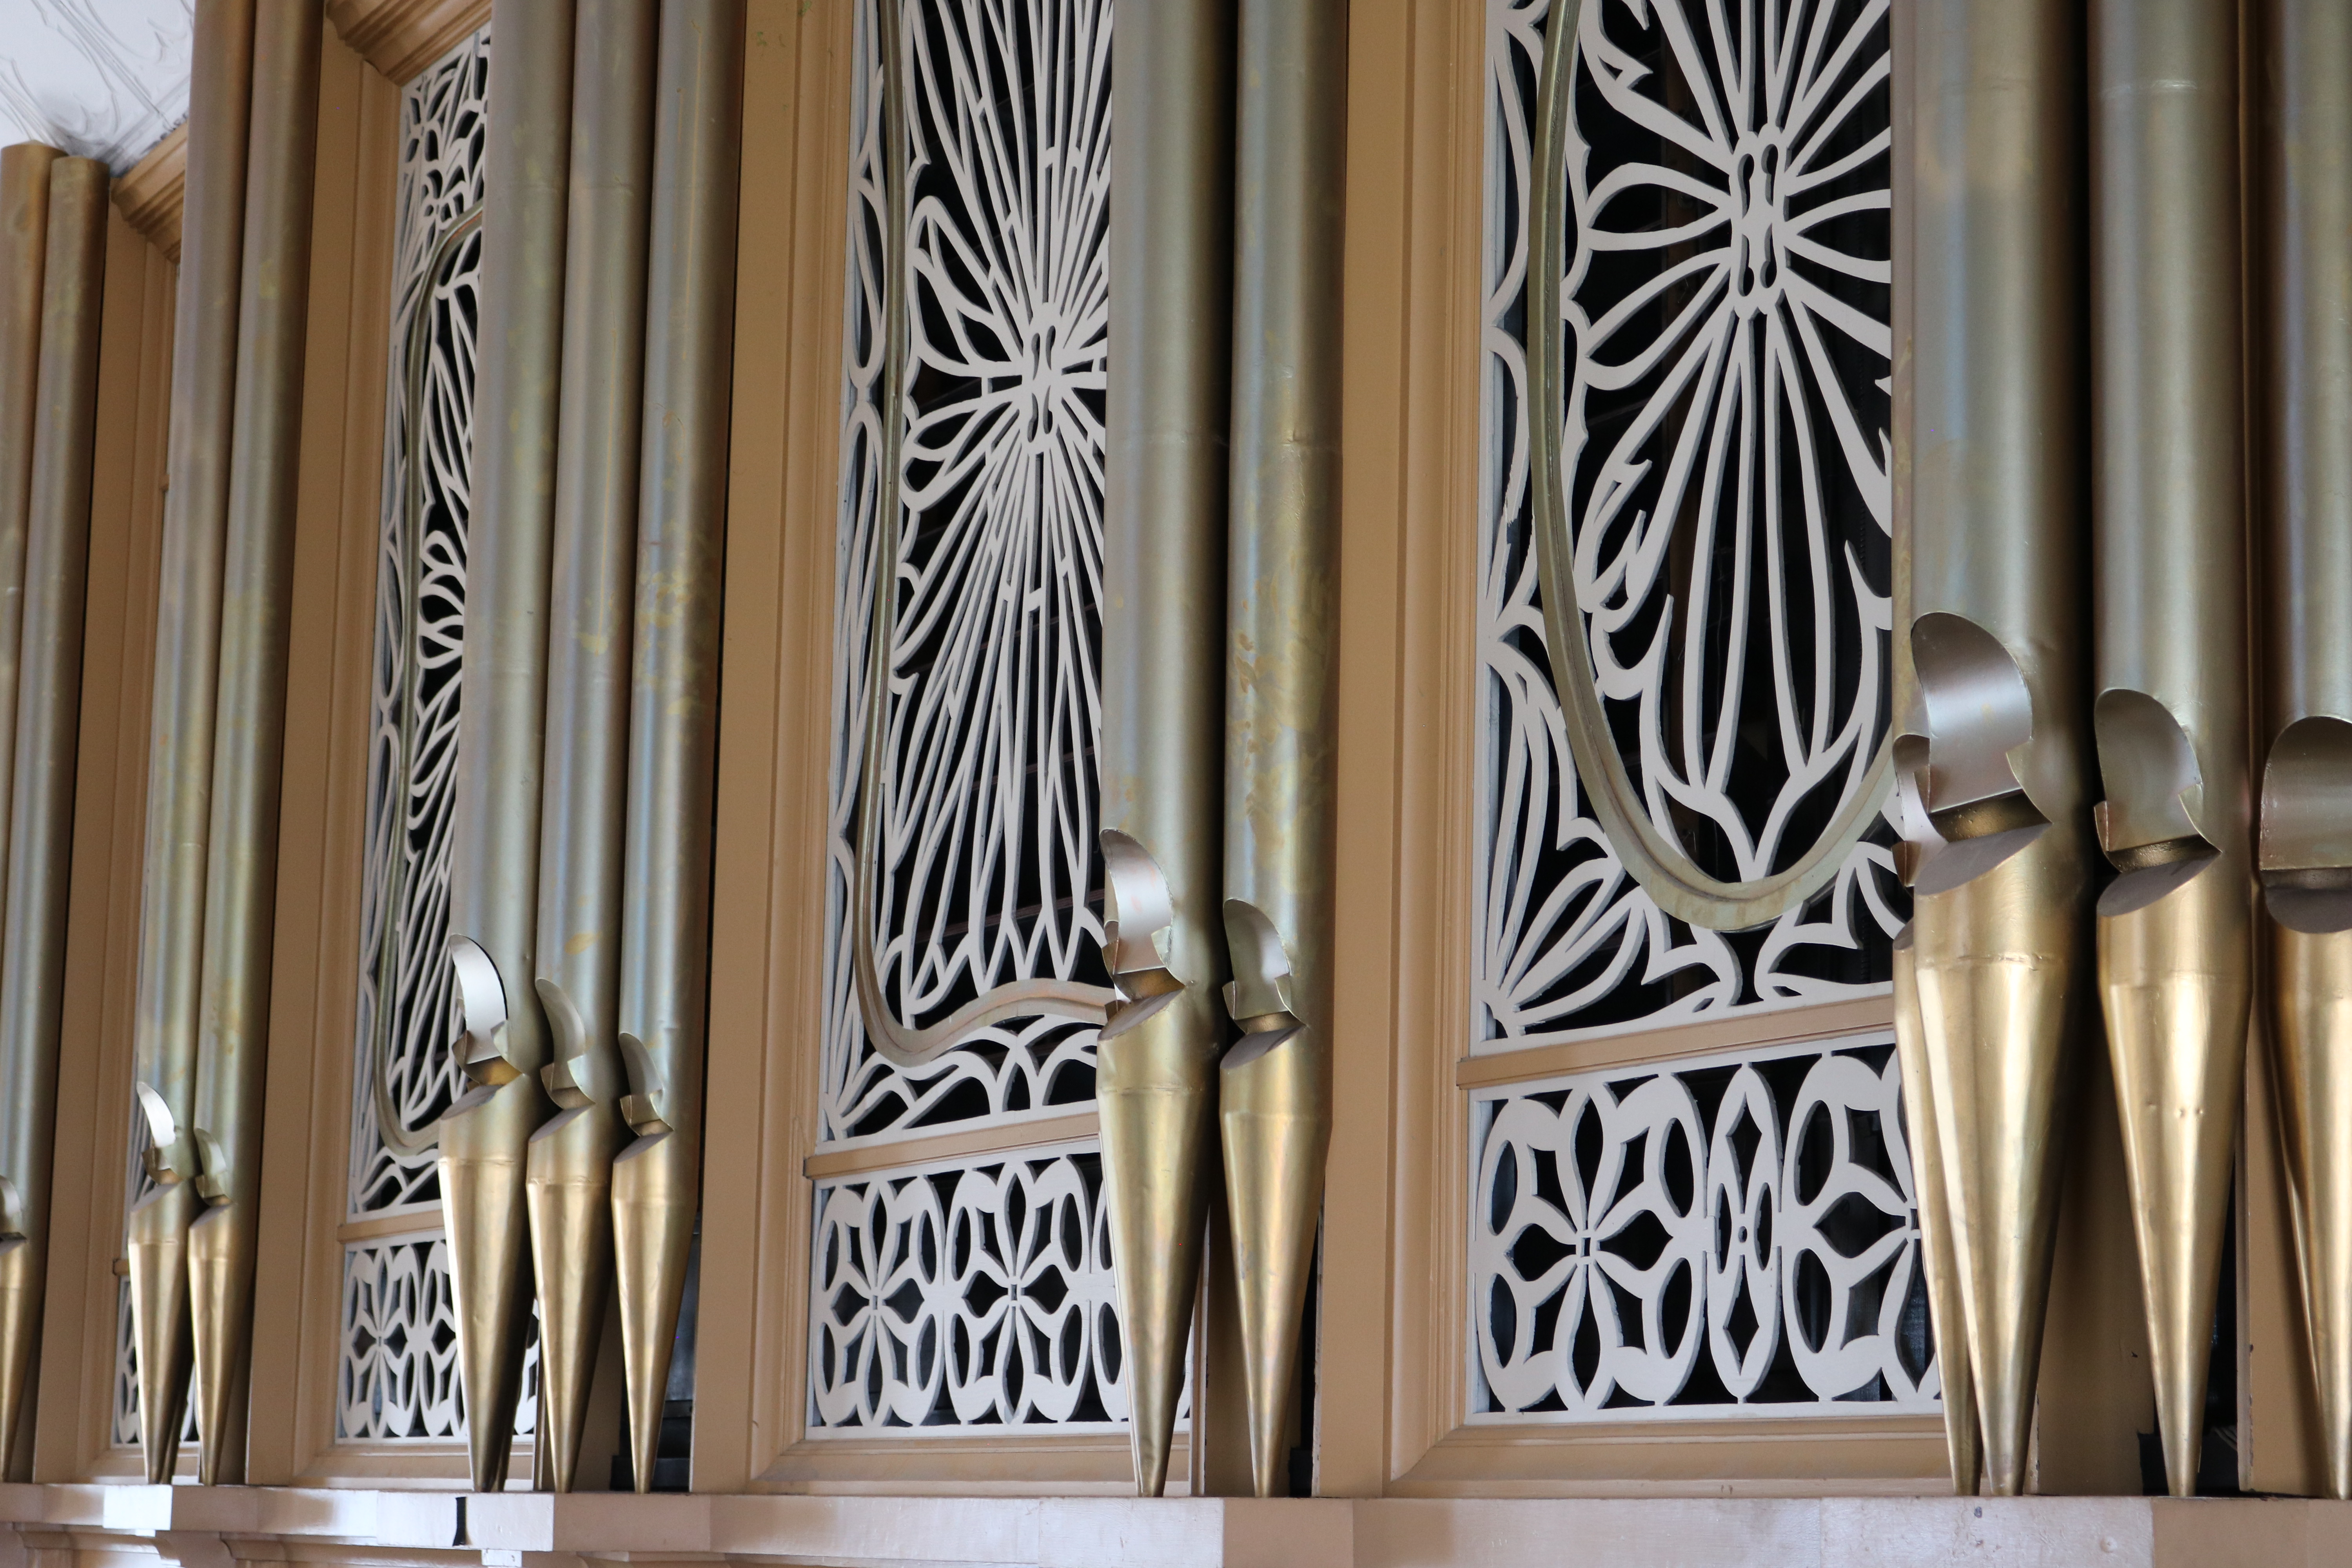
350,22,490,1219
337,1233,540,1441
821,0,1115,1147
1469,1033,1940,1420
1474,0,1905,1053
809,1143,1173,1434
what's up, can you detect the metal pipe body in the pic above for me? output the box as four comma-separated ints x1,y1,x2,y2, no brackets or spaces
528,0,657,1494
129,0,256,1482
2259,0,2352,1500
1098,0,1233,1500
442,0,575,1491
2090,0,2250,1499
187,0,321,1484
1904,0,2092,1496
610,0,741,1495
1889,935,1980,1495
0,137,56,1485
0,156,103,1483
1219,0,1342,1500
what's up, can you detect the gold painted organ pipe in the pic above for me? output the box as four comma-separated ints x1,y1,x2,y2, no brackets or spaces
1218,0,1343,1501
0,136,57,1485
186,0,321,1485
2089,0,2252,1500
610,0,742,1496
2256,0,2352,1501
528,0,657,1495
130,0,256,1484
1098,0,1233,1501
0,156,104,1484
443,0,576,1492
1902,0,2093,1496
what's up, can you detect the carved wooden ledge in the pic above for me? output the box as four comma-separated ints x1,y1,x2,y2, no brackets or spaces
2,1488,2348,1567
328,0,492,86
113,125,185,262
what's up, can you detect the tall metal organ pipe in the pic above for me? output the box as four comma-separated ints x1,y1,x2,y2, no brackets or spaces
128,0,256,1484
0,154,105,1483
528,0,657,1494
2089,0,2252,1501
1096,0,1235,1500
610,0,742,1496
441,0,576,1492
1900,0,2095,1497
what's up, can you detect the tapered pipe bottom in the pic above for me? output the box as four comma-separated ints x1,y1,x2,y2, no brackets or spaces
2100,871,2249,1497
0,1234,40,1479
188,1202,256,1483
1219,1025,1328,1499
2274,924,2352,1497
613,1128,694,1494
1893,933,1982,1496
440,1112,536,1491
1097,1002,1218,1497
1912,830,2088,1495
126,1180,198,1482
524,1103,620,1493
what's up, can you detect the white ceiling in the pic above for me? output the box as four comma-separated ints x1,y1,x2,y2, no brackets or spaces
0,0,192,176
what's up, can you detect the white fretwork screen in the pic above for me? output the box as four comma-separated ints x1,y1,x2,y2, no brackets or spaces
812,0,1147,1438
1471,1033,1939,1418
331,25,536,1445
1476,0,1905,1053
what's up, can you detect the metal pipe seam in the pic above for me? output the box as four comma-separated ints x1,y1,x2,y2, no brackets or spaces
131,0,257,1483
1220,0,1343,1500
528,0,659,1495
441,0,577,1493
610,0,742,1496
1099,0,1234,1501
0,153,104,1485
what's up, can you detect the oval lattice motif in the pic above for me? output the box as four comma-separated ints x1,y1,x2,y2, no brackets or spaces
1560,0,1892,884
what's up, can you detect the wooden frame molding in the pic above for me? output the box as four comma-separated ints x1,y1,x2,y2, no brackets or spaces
112,128,187,264
328,0,493,87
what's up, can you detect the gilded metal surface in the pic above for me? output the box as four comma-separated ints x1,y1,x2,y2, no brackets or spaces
131,0,256,1483
1904,0,2093,1497
2261,0,2352,1497
1891,932,1981,1495
0,154,102,1485
526,0,657,1492
186,0,321,1483
2090,0,2250,1499
1097,0,1232,1499
442,0,574,1492
2272,928,2352,1495
1218,901,1326,1499
610,0,741,1494
1221,0,1342,1498
0,136,56,1485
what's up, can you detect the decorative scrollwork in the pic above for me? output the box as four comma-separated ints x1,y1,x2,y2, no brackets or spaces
809,1146,1162,1432
349,25,490,1215
824,0,1115,1140
1521,0,1895,930
1470,1034,1938,1418
1477,0,1902,1047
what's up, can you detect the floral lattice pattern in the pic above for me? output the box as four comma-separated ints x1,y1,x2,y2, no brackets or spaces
1477,0,1903,1050
336,1234,541,1442
1470,1034,1939,1419
350,23,490,1215
823,0,1114,1144
810,1146,1159,1432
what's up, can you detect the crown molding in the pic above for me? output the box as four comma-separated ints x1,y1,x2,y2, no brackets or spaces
328,0,490,86
113,122,185,261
